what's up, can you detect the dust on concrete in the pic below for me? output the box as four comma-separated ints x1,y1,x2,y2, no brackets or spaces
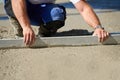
0,0,120,80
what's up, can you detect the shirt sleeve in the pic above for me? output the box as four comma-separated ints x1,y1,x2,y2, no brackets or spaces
69,0,81,4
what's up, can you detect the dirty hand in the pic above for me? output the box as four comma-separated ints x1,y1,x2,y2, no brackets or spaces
23,27,35,46
92,28,109,42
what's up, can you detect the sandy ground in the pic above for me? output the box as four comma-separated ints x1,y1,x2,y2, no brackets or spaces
0,0,120,80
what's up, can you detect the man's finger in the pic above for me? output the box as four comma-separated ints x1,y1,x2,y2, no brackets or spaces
32,34,35,45
97,32,102,42
29,33,32,45
103,32,108,41
101,31,105,42
26,34,30,45
29,33,35,46
24,34,27,45
102,31,109,42
107,32,110,37
26,33,32,46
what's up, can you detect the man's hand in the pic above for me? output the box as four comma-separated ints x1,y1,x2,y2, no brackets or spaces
92,28,109,42
74,0,109,42
11,0,35,45
23,27,35,46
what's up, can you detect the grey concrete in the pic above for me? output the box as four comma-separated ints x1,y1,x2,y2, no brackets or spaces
0,0,120,80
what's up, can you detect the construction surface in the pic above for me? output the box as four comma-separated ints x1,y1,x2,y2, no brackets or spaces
0,0,120,80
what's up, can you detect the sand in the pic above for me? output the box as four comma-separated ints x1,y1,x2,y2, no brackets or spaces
0,0,120,80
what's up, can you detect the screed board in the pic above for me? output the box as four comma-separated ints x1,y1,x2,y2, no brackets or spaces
0,33,120,48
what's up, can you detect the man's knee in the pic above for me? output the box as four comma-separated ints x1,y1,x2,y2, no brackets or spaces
42,4,66,30
50,5,66,22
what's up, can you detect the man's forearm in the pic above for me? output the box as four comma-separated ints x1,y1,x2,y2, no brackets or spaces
11,0,31,28
74,0,101,29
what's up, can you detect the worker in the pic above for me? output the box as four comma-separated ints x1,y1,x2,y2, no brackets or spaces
4,0,109,45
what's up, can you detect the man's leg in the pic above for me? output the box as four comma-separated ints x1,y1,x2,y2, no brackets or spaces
38,20,65,37
9,17,23,37
4,0,66,37
38,4,66,37
4,0,23,37
26,3,66,37
4,0,41,37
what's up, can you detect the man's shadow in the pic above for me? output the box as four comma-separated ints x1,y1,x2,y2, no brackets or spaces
52,29,93,37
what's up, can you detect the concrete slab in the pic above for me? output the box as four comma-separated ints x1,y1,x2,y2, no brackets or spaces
0,1,120,80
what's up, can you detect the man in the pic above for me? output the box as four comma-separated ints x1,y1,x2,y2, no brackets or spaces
4,0,109,46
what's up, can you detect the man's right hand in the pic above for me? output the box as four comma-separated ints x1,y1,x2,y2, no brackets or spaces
23,27,35,46
11,0,35,46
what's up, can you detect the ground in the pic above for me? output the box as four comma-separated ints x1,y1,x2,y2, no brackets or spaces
0,0,120,80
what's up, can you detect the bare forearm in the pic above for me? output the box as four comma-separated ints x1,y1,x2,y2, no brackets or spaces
74,0,109,42
11,0,30,28
74,0,101,28
11,0,35,46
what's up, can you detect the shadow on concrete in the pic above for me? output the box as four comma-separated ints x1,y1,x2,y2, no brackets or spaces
52,29,92,37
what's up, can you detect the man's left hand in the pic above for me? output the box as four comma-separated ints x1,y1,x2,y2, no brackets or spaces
92,28,109,42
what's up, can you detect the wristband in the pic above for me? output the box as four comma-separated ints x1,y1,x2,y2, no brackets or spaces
94,25,104,30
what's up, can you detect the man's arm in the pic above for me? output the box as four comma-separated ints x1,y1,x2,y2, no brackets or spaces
11,0,35,45
74,0,109,42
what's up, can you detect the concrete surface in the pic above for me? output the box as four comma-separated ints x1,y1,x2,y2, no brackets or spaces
0,0,120,80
